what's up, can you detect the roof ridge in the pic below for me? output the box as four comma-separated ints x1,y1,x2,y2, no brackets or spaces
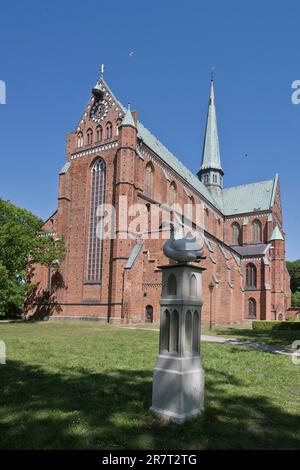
223,178,275,192
98,79,278,217
138,122,187,173
98,79,222,210
270,173,279,208
137,121,222,210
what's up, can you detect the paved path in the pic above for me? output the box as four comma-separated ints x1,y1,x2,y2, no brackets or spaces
201,335,295,356
121,327,295,356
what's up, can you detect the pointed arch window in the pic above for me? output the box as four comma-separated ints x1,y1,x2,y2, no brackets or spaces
246,263,257,289
187,195,195,224
145,163,154,198
231,222,241,245
169,181,177,206
203,174,209,184
106,122,112,140
115,119,122,136
86,128,93,145
248,298,257,319
96,126,102,142
86,159,106,282
190,274,197,297
77,132,83,148
252,219,262,243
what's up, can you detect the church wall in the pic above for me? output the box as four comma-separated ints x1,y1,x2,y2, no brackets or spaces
26,79,291,325
225,213,270,247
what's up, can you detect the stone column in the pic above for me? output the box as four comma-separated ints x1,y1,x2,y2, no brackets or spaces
150,263,205,423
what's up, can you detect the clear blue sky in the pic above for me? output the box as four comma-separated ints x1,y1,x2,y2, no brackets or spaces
0,0,299,260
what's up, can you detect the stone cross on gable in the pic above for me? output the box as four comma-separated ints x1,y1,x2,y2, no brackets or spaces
100,64,105,79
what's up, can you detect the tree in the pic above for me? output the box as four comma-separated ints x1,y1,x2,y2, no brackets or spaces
286,260,300,307
291,291,300,308
0,199,65,318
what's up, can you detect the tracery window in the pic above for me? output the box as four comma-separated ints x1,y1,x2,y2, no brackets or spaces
86,159,106,282
248,298,257,319
246,263,257,289
231,222,241,245
252,219,262,243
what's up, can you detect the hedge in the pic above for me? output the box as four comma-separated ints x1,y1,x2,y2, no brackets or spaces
252,321,300,331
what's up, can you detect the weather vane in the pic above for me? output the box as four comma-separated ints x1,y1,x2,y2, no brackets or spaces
211,66,215,81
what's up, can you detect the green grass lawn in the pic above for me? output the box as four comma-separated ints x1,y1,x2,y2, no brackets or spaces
0,321,299,450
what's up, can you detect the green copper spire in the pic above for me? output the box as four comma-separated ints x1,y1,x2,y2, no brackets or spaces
269,225,284,241
200,80,222,171
121,103,136,128
198,79,224,195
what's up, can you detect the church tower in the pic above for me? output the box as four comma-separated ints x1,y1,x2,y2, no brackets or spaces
198,79,224,199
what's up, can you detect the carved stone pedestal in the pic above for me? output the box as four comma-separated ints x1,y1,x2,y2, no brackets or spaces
150,263,205,423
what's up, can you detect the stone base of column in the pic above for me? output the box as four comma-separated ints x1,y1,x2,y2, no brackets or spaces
150,355,205,424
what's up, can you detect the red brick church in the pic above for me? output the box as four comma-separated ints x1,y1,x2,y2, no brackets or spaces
29,73,291,324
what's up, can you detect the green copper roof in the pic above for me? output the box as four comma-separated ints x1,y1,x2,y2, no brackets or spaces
121,103,136,128
222,178,277,215
137,122,221,209
269,225,284,241
199,80,223,172
59,161,71,174
98,79,279,217
99,79,220,209
124,243,143,268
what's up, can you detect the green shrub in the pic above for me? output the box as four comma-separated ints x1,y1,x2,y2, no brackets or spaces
291,291,300,307
252,320,300,331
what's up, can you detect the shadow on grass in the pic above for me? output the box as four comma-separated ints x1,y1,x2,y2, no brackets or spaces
211,328,300,348
0,359,300,450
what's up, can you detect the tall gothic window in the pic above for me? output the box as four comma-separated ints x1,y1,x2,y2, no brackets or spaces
77,132,83,148
187,195,195,224
86,128,93,145
248,298,257,319
252,219,262,243
231,222,241,245
96,125,102,142
246,263,257,289
87,159,106,282
106,122,112,140
145,163,154,198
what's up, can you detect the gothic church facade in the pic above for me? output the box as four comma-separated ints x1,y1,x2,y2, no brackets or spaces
29,75,291,324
